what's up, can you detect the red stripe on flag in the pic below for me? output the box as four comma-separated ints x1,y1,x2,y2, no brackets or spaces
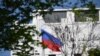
42,39,60,51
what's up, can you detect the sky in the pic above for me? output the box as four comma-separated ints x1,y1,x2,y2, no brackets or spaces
93,0,100,7
54,0,100,9
0,50,11,56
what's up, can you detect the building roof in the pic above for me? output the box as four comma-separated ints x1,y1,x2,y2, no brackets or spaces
53,8,100,11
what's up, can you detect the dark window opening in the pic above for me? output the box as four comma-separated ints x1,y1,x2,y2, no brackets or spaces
74,53,82,56
49,54,56,56
33,53,40,55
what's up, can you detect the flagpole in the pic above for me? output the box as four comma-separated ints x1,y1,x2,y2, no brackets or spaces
36,14,45,56
42,47,45,56
41,17,45,56
35,14,38,56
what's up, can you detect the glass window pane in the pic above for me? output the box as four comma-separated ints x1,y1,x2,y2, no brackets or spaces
43,11,66,23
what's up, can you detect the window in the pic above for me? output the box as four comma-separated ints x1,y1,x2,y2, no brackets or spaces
43,11,66,23
74,53,82,56
49,54,56,56
75,10,99,22
34,53,40,55
33,53,40,55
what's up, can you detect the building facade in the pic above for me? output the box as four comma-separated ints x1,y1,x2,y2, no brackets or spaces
31,8,100,56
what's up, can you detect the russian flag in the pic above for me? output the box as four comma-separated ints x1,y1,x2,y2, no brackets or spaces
41,29,63,51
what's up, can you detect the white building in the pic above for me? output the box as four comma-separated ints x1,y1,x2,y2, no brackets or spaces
1,8,100,56
31,8,100,56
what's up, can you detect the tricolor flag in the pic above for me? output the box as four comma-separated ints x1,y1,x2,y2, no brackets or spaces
41,29,63,52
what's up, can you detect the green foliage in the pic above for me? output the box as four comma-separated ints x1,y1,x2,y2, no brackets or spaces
88,48,100,56
74,9,98,22
74,1,99,22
